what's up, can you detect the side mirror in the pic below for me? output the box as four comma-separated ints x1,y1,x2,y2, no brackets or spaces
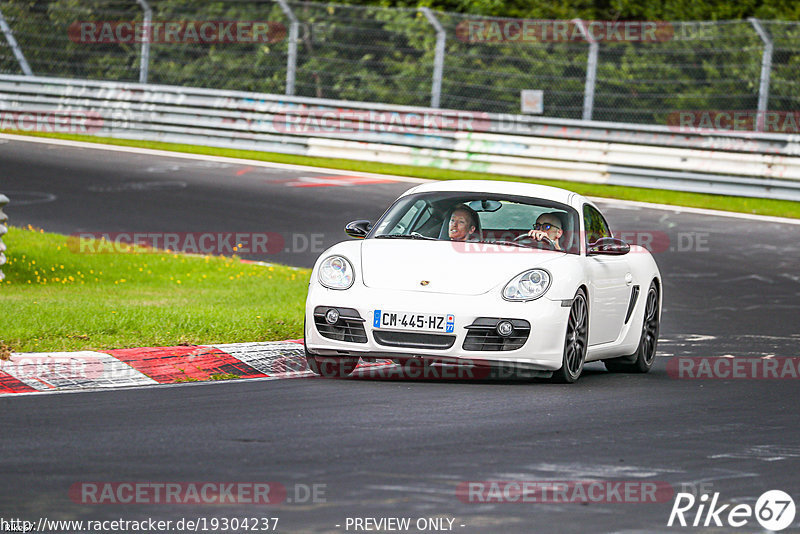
344,220,372,239
587,237,630,256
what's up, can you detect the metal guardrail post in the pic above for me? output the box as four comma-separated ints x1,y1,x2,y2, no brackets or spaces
572,19,598,121
749,18,773,132
420,8,445,109
276,0,298,96
0,7,34,76
0,194,8,282
135,0,152,84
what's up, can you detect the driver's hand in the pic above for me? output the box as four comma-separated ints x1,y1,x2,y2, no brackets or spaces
527,229,548,241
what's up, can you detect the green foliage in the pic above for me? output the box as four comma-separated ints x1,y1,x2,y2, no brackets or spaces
0,1,797,123
364,0,800,20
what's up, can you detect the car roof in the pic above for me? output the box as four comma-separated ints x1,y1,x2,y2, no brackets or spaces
401,180,586,209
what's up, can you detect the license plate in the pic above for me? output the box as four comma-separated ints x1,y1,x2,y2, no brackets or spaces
373,310,455,333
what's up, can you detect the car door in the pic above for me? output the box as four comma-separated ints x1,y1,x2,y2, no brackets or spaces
582,204,632,345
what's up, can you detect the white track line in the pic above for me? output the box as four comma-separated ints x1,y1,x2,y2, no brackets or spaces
0,133,427,184
588,196,800,225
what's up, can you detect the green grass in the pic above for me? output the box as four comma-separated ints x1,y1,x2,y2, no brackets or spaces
0,225,310,353
7,130,800,219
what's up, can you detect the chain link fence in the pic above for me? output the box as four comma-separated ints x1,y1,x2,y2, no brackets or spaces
1,0,798,128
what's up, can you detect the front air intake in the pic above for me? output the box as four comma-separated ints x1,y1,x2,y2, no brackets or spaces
463,318,530,351
313,306,368,343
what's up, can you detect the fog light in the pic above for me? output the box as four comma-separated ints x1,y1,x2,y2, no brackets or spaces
325,308,340,324
497,320,514,337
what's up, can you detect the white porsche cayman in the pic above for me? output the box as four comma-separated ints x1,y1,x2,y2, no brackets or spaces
304,180,661,383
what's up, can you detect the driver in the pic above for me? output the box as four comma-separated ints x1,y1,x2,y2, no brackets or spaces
448,204,479,242
527,212,564,251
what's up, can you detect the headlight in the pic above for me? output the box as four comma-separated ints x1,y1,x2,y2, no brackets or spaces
318,255,355,290
502,269,551,301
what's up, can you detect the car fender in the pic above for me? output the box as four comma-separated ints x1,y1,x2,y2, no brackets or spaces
541,255,590,302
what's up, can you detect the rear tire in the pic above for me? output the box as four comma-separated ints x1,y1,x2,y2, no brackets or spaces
551,288,588,383
604,281,660,373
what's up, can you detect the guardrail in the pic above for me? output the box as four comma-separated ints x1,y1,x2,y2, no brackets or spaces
1,74,800,201
0,194,8,282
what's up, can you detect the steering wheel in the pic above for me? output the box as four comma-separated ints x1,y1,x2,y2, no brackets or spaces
512,232,557,250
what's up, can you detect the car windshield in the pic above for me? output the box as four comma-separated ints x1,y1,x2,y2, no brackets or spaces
370,191,580,255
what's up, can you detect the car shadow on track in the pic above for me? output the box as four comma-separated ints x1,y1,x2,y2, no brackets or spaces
328,360,642,385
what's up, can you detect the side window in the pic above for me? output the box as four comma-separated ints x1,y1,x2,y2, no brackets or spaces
409,205,435,235
389,199,426,235
583,204,612,246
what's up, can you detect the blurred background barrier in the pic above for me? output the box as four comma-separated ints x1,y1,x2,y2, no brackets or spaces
1,75,800,200
0,194,8,282
0,1,798,127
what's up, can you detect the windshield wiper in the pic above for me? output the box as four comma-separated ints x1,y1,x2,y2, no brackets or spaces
491,240,533,249
375,233,437,240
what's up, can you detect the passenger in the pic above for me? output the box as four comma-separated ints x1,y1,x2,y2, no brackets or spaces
448,204,479,242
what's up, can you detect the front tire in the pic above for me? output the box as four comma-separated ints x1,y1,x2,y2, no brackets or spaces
306,355,361,377
604,281,660,374
304,326,360,377
551,288,588,383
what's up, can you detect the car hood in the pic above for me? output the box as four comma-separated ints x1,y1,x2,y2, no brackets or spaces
360,239,565,295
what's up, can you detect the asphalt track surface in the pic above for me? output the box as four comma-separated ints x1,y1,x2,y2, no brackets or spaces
3,136,800,533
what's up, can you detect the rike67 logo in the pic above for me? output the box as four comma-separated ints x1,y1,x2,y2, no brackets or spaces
668,490,796,531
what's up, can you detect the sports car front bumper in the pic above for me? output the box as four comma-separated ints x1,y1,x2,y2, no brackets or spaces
305,284,571,371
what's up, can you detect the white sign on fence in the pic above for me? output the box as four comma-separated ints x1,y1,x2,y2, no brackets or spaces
521,90,543,114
